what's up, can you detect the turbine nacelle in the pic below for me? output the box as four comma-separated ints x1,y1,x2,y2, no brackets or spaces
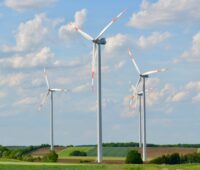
93,38,106,45
140,74,149,78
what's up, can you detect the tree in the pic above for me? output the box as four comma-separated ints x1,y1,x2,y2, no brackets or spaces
42,151,58,162
125,150,143,164
69,150,87,156
168,153,180,164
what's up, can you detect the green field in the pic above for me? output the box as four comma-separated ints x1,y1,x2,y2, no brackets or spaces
59,147,94,158
1,162,200,170
59,147,135,158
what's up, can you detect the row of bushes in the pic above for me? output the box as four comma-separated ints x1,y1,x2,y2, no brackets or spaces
125,150,200,165
69,150,87,156
150,152,200,164
0,145,58,162
102,142,200,148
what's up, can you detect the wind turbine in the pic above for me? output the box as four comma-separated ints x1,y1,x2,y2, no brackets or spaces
128,49,167,162
129,84,143,148
39,68,69,151
130,84,152,148
71,10,126,163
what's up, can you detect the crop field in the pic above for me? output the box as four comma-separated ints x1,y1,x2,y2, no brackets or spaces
56,146,197,160
1,162,200,170
59,147,93,158
31,147,65,157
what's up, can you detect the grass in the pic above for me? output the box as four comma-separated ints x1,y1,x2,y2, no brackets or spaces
87,147,134,157
1,161,200,170
59,147,94,158
59,147,135,158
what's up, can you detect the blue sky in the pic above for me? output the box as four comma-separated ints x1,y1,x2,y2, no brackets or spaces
0,0,200,146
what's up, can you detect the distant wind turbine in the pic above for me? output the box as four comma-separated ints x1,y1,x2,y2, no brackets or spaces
71,9,126,163
39,68,69,151
129,84,143,148
130,84,152,148
128,49,167,162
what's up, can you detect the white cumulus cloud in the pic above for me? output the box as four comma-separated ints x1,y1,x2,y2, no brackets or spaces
58,9,87,43
105,33,129,54
0,73,27,87
171,91,188,102
14,97,37,106
127,0,200,28
0,47,54,68
137,32,171,49
2,13,61,52
181,32,200,62
4,0,56,11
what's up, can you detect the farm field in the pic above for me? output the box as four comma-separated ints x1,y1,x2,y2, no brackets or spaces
56,146,197,160
1,162,200,170
29,146,198,164
31,147,65,157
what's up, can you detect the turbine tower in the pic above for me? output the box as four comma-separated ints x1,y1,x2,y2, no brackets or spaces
130,84,152,148
72,10,126,163
129,84,143,148
39,68,69,151
128,49,167,161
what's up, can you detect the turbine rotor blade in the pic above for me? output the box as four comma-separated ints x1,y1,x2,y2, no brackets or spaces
38,91,50,111
135,77,142,90
44,68,50,89
96,9,127,39
142,68,167,76
71,23,94,41
51,88,70,92
128,49,141,74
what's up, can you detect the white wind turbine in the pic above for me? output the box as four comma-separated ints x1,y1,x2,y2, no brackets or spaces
39,68,69,151
128,49,167,162
71,10,126,163
129,84,143,148
130,84,152,148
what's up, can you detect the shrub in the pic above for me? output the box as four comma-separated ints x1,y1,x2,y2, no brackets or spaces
180,153,200,163
42,151,58,162
22,155,34,162
150,155,169,164
125,150,143,164
69,150,87,156
150,153,200,164
168,153,180,164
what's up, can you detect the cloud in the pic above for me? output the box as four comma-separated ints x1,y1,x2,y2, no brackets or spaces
185,81,200,102
181,32,200,62
165,81,200,103
105,33,129,54
0,73,27,87
127,0,200,28
122,78,178,118
55,77,71,86
121,95,136,118
115,60,126,70
14,97,37,106
192,93,200,102
0,47,54,68
4,0,56,11
58,9,87,43
0,92,7,98
137,32,171,49
2,13,61,52
185,81,200,91
171,91,188,102
72,83,90,93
